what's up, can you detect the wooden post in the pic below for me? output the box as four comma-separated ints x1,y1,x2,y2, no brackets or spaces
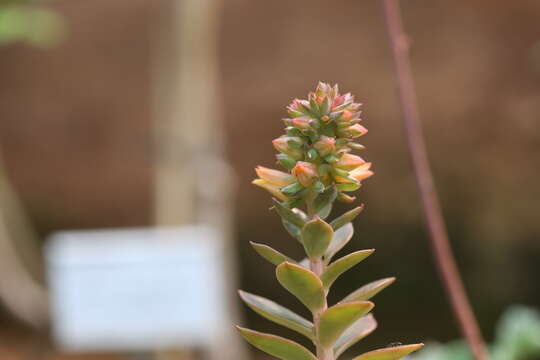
151,1,246,360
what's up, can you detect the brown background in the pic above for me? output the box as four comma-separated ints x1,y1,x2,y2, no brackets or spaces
0,0,539,358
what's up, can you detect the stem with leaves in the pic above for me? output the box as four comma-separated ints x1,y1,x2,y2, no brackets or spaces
236,83,424,360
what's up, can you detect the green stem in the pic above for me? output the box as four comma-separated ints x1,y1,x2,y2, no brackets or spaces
310,257,333,360
306,194,334,360
306,189,317,219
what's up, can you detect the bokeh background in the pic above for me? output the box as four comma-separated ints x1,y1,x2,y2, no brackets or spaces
0,0,539,359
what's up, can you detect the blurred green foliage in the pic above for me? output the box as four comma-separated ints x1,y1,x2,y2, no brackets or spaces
0,0,66,48
408,306,540,360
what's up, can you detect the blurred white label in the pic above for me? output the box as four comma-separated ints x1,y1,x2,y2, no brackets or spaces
45,226,227,352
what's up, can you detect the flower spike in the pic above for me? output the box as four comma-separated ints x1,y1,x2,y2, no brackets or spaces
243,83,423,360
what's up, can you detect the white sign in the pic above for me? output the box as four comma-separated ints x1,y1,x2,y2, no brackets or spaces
45,226,227,352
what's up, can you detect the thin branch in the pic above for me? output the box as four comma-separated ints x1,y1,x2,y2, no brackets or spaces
380,1,489,359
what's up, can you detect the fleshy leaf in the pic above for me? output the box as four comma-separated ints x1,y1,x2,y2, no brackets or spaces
351,343,424,360
321,250,374,290
301,217,333,259
273,199,306,228
330,205,364,230
313,186,337,219
324,222,354,263
317,301,375,348
341,278,396,303
282,218,302,241
250,242,296,266
334,314,378,358
236,326,317,360
276,262,325,312
238,291,313,339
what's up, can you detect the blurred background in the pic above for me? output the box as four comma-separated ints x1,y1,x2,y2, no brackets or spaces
0,0,539,359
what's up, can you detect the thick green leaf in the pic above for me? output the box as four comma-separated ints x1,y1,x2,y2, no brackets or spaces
341,278,396,303
330,205,364,230
321,250,374,290
273,199,306,228
238,291,314,339
334,314,378,358
324,223,354,263
313,186,337,219
236,326,317,360
318,301,375,348
282,218,302,241
352,343,424,360
250,242,295,266
301,217,333,258
276,262,325,312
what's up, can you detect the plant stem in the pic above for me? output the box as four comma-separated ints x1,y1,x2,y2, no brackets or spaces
310,257,332,360
380,1,489,359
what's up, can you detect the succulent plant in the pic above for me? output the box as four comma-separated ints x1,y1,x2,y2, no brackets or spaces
238,82,424,360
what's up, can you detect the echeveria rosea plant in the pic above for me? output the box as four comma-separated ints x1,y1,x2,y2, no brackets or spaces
237,82,423,360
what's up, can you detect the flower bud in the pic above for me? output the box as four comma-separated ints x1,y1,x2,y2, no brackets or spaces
291,117,311,131
349,163,374,182
276,153,297,170
339,124,368,138
289,98,310,115
348,142,366,150
255,166,295,187
313,136,335,157
335,153,366,171
272,136,304,159
341,110,354,122
306,148,319,161
292,161,319,187
252,179,289,201
316,81,330,96
332,95,345,110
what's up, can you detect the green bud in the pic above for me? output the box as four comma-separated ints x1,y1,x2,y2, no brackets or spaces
348,142,366,150
329,110,344,122
288,139,303,149
335,138,349,147
331,167,350,177
309,97,320,116
324,154,339,164
320,96,331,116
273,136,303,159
319,122,336,137
287,109,304,118
318,164,333,177
307,131,320,143
307,148,319,161
281,182,304,196
276,153,297,170
286,127,303,137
